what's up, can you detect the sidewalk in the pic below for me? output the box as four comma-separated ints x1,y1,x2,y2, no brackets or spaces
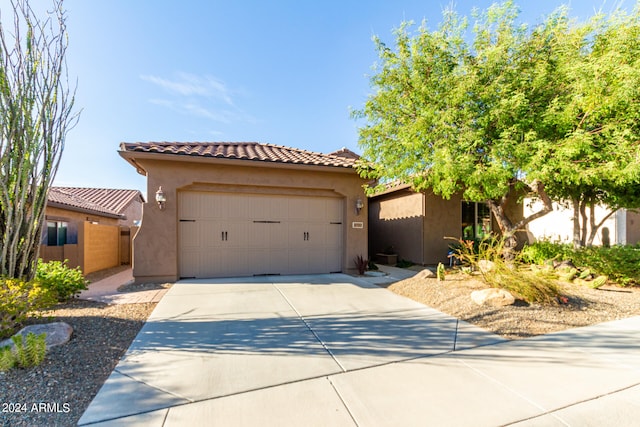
79,268,168,304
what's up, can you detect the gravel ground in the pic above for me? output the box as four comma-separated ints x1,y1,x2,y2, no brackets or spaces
0,300,155,427
386,272,640,339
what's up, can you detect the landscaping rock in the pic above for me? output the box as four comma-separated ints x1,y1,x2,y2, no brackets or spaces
471,288,516,306
554,260,577,270
0,322,73,350
477,260,496,273
415,269,436,279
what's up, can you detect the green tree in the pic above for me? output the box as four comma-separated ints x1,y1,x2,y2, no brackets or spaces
354,1,640,255
0,0,78,280
539,7,640,247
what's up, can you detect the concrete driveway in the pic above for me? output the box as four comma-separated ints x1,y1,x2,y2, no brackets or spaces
79,274,640,426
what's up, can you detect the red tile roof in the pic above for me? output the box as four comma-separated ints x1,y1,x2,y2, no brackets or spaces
48,187,144,218
120,142,359,168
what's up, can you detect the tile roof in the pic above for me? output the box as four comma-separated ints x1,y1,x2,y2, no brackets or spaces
328,147,360,160
48,187,144,218
120,142,358,168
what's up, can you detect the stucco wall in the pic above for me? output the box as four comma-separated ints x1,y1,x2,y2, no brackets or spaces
118,199,143,227
524,200,622,245
423,192,463,264
83,222,120,274
130,158,368,283
368,190,424,263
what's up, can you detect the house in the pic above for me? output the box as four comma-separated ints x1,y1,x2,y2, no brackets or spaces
41,187,145,274
524,199,640,246
119,142,368,283
368,183,523,265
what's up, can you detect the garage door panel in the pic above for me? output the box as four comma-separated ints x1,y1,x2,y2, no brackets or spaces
327,198,343,222
179,222,200,249
179,192,344,278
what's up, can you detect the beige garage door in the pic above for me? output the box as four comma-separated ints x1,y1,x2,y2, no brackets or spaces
178,191,344,278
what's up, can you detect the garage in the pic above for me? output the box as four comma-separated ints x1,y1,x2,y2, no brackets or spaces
119,141,367,284
178,191,344,278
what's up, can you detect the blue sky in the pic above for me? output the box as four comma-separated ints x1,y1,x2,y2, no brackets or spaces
42,0,631,196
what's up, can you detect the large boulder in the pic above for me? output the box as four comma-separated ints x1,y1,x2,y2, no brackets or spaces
0,322,73,350
471,288,516,307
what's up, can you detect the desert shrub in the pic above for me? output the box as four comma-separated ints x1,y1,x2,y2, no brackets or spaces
571,245,640,286
0,278,56,339
354,255,368,275
0,345,15,371
519,241,571,265
520,242,640,286
452,237,561,304
35,259,88,301
12,332,47,368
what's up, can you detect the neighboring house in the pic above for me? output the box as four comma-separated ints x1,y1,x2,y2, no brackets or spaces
119,142,368,283
368,183,523,265
41,187,145,274
524,199,640,246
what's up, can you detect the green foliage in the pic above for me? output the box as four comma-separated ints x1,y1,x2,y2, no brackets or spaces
396,259,414,268
0,278,56,339
571,246,640,286
0,345,15,371
11,332,47,368
0,0,79,280
453,238,561,304
521,242,640,286
355,1,640,250
35,259,87,301
367,260,379,271
436,263,445,281
519,241,570,264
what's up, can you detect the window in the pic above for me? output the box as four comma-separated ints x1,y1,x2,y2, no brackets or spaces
46,221,68,246
461,202,492,240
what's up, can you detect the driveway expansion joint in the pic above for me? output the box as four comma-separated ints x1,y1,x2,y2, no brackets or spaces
272,282,347,372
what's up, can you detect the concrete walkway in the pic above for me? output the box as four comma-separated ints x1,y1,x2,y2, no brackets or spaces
79,268,168,304
79,274,640,426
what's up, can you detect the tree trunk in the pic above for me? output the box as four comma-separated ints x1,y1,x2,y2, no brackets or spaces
579,199,588,247
486,179,554,260
586,204,617,247
572,197,582,248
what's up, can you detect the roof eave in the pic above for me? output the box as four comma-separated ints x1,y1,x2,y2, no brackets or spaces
118,150,360,175
368,183,414,198
47,201,125,219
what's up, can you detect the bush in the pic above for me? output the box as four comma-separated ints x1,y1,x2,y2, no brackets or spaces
12,332,47,368
0,278,56,339
0,345,15,371
519,241,570,265
35,259,88,301
520,242,640,286
452,237,561,304
571,245,640,286
0,332,48,371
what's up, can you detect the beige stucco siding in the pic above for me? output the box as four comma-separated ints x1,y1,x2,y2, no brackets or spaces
368,190,424,263
423,192,463,264
130,158,367,283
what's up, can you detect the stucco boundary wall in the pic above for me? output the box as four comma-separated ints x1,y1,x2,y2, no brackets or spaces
40,222,132,275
